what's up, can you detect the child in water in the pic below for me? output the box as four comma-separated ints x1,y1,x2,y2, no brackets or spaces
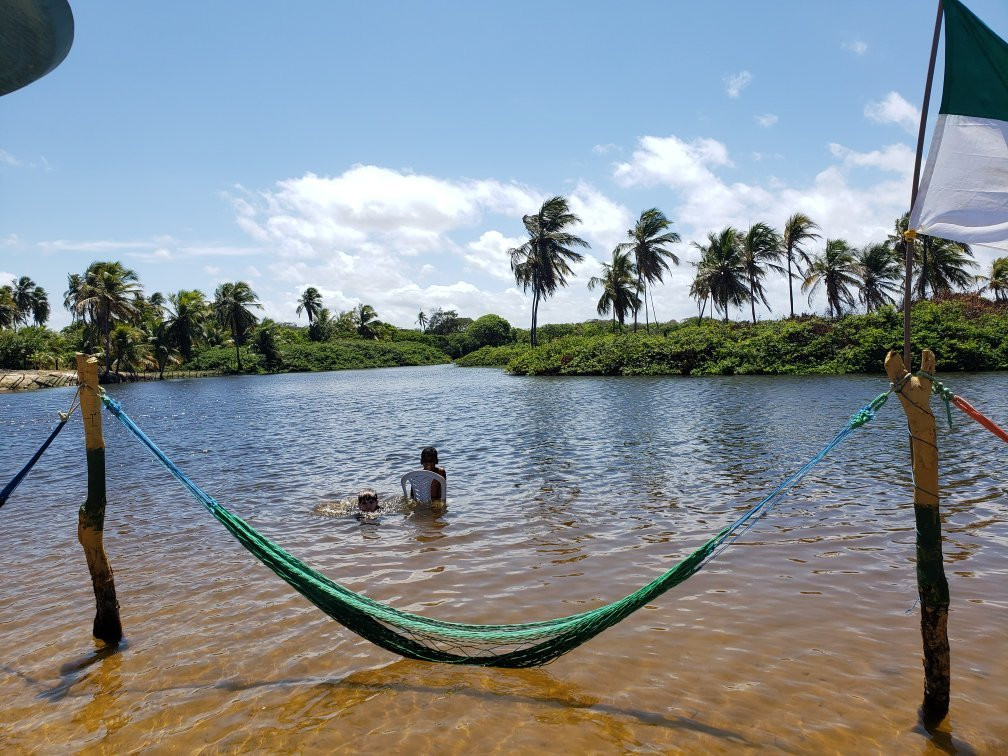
357,488,379,516
412,446,446,503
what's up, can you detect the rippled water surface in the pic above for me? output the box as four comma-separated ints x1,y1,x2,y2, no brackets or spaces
1,365,1006,752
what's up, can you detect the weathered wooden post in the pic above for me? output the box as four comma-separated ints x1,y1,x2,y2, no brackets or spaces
885,348,949,723
75,353,123,644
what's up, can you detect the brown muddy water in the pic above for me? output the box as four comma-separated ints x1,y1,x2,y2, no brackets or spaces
1,365,1006,753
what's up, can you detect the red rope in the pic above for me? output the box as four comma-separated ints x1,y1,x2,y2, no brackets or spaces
952,395,1008,444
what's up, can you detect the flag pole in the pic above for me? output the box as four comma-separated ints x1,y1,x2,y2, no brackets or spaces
905,0,945,366
902,1,950,727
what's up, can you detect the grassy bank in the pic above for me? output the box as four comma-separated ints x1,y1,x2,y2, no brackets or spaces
459,297,1008,376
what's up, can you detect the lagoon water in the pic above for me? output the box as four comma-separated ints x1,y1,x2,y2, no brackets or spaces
1,365,1006,752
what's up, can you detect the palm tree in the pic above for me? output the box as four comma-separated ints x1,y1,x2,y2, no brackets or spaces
854,243,902,313
890,212,977,298
165,290,209,361
984,256,1008,301
739,222,784,323
74,261,143,374
147,292,166,316
615,208,680,332
149,321,181,379
64,273,84,322
692,227,749,322
213,281,261,371
588,249,640,331
915,237,977,297
509,195,589,347
0,286,16,329
110,324,154,377
781,213,821,318
10,276,37,328
307,307,334,341
355,303,381,339
30,286,50,326
296,286,323,325
802,239,859,318
416,311,428,331
688,262,713,320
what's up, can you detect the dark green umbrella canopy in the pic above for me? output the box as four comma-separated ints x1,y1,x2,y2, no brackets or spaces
0,0,73,97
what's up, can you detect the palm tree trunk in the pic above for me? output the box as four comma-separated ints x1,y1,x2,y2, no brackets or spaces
633,274,642,332
103,316,112,377
750,278,757,324
643,285,650,333
787,250,795,318
530,290,539,347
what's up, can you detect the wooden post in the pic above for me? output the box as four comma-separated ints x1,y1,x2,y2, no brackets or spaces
884,349,950,723
75,353,123,644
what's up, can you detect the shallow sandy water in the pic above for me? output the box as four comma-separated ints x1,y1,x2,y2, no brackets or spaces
1,366,1005,752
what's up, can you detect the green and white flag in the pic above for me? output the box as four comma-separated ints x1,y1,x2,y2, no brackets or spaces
910,0,1008,249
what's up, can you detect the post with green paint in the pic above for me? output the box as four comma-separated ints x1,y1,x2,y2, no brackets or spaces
75,353,123,644
885,349,950,724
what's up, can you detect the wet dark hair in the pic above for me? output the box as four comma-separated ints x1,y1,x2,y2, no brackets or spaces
420,446,438,464
357,488,378,512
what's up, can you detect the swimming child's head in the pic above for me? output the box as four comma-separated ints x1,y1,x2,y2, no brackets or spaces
420,446,438,469
357,488,379,513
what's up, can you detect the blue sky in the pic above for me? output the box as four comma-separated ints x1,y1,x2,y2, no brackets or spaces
2,0,1006,330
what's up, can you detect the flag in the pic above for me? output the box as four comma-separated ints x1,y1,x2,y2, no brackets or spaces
910,0,1008,249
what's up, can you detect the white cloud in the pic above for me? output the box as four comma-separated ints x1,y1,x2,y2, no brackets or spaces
38,239,164,253
592,143,620,155
232,164,548,325
126,248,174,263
613,135,733,190
865,91,920,134
844,39,868,55
204,265,222,276
723,70,753,99
228,131,925,326
609,132,914,316
0,149,20,166
755,113,779,128
828,142,914,173
568,182,633,250
464,230,521,280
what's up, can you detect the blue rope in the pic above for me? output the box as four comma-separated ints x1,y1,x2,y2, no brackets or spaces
0,419,69,509
98,391,221,513
708,390,892,560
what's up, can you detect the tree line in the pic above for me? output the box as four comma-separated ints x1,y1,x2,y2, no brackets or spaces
505,196,1008,345
0,263,514,375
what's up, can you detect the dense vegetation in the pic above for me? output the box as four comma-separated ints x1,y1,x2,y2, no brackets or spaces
458,296,1008,375
0,265,494,376
2,196,1007,381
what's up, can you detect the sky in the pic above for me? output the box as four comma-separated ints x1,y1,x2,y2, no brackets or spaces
2,0,1007,331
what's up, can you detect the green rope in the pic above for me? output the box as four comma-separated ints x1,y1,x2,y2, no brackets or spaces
97,387,889,668
915,370,954,429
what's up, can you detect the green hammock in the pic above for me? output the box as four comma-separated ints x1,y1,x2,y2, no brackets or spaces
98,389,889,667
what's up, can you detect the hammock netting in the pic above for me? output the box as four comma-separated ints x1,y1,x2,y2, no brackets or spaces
92,389,890,667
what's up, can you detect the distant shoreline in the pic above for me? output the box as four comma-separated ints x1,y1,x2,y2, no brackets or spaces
0,369,77,392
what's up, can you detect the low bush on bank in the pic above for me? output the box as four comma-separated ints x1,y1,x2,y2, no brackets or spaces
454,344,526,367
182,339,449,374
492,300,1008,376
